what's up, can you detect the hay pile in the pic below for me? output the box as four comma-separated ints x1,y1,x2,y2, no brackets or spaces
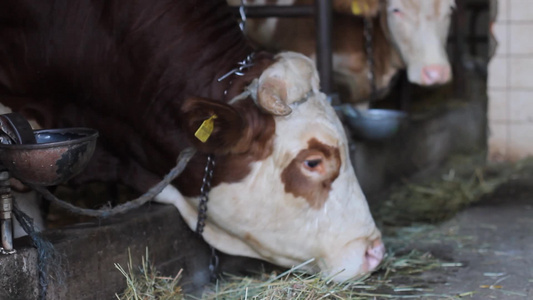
116,246,462,299
115,249,184,300
200,251,461,300
376,156,533,225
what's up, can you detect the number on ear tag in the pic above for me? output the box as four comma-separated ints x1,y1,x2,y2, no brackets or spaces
194,114,218,143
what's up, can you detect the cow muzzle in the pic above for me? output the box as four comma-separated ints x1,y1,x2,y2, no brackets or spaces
320,234,385,282
365,237,385,272
420,64,452,85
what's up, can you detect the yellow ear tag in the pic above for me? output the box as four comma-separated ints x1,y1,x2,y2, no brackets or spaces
351,1,369,15
194,114,217,143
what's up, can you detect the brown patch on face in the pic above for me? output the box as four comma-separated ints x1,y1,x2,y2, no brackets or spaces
434,0,441,17
281,138,341,209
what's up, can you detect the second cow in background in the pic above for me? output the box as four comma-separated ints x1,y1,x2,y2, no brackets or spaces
229,0,455,103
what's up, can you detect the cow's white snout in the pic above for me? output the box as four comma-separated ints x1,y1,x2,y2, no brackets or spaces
365,238,385,271
421,64,451,85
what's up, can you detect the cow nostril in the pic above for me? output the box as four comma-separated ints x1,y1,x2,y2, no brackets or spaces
365,239,385,271
422,69,440,84
422,65,450,84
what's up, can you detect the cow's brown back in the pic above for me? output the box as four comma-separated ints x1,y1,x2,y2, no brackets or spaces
0,0,270,192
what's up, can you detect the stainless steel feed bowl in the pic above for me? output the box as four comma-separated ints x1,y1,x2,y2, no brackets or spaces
0,128,98,186
337,105,408,141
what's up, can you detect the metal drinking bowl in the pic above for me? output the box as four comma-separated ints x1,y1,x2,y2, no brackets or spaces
0,128,98,186
337,105,408,141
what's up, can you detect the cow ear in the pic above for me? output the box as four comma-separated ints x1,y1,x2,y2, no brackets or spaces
254,52,320,116
333,0,380,17
180,97,245,154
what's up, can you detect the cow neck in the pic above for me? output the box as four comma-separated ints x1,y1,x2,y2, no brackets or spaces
193,53,276,281
378,8,405,70
363,9,404,100
195,51,274,217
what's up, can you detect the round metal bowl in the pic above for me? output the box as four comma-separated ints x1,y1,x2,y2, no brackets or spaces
337,105,408,141
0,128,98,186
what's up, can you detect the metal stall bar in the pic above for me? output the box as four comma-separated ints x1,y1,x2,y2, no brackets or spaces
315,0,333,96
452,0,467,98
229,1,334,97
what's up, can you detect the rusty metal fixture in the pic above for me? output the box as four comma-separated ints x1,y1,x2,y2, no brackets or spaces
0,128,98,186
0,170,14,254
0,113,36,145
0,113,98,255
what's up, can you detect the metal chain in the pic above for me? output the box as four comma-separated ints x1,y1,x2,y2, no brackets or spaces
218,52,255,102
195,154,215,235
238,0,247,32
208,246,219,281
194,154,219,281
363,17,377,102
217,53,255,82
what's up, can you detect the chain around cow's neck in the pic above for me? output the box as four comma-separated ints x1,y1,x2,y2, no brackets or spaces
364,17,377,102
218,53,255,101
195,154,219,281
196,154,215,235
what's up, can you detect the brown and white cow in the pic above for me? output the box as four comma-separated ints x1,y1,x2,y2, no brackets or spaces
229,0,455,103
0,0,383,281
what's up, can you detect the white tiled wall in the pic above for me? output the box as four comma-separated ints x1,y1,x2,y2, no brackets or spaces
488,0,533,161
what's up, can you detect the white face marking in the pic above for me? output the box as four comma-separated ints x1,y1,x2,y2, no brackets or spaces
164,53,382,281
386,0,455,85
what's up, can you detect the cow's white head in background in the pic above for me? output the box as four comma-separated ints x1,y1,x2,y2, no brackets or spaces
384,0,455,85
157,52,384,281
227,0,455,103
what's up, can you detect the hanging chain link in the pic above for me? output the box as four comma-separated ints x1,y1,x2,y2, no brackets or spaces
363,17,377,102
194,154,219,281
196,154,215,235
238,0,247,32
217,53,255,82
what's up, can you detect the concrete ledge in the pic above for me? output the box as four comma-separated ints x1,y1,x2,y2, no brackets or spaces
0,203,212,300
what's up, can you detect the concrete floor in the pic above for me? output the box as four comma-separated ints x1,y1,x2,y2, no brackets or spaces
385,178,533,299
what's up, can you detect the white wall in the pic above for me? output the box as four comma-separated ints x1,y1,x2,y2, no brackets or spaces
488,0,533,161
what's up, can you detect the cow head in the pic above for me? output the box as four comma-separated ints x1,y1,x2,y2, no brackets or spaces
336,0,455,86
157,52,384,281
383,0,455,85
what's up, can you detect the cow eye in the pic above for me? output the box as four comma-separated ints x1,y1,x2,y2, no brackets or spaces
304,159,322,169
391,8,401,14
